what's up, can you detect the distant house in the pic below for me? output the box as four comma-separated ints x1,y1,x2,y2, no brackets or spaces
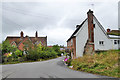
67,9,120,59
6,31,47,51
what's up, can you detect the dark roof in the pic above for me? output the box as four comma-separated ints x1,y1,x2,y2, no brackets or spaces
67,18,87,42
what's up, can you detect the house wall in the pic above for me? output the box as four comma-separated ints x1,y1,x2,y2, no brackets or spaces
18,37,31,51
11,41,17,47
110,39,120,49
75,19,88,57
93,17,113,50
67,37,76,59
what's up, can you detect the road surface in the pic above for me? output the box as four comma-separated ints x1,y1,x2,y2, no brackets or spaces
2,57,112,78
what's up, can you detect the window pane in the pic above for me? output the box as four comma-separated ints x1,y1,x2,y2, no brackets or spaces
114,40,117,44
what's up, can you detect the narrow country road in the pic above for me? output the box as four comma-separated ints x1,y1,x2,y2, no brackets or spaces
2,57,112,78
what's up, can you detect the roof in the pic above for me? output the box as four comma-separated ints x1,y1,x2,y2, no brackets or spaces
107,30,120,36
67,18,87,42
93,15,110,38
6,36,47,46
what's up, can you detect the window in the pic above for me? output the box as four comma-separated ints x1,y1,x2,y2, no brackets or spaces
99,41,104,45
114,40,117,44
71,39,73,46
114,40,120,44
93,24,95,28
118,40,120,44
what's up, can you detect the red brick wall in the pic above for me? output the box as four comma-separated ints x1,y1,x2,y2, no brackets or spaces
67,37,76,59
18,37,30,51
87,10,94,43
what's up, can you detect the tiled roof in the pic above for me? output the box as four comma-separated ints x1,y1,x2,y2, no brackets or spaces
6,36,47,46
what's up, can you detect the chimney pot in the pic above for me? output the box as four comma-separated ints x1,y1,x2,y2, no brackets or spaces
20,31,24,38
35,31,38,38
107,28,111,32
87,9,93,14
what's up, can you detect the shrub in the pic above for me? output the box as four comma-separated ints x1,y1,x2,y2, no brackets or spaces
14,49,23,57
26,49,39,61
18,57,24,62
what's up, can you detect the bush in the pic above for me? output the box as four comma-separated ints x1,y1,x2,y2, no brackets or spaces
2,41,59,64
18,57,24,62
67,58,72,66
14,49,23,57
26,49,39,61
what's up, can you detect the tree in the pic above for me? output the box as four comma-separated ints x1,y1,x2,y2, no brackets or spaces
2,40,12,55
52,44,61,56
23,40,33,52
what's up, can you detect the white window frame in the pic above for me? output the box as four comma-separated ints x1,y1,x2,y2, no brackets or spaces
99,41,104,46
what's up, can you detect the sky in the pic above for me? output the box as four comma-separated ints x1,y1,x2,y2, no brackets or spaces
1,0,119,46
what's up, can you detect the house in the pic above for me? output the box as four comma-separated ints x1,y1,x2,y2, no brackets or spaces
47,46,53,48
6,31,47,51
67,9,120,59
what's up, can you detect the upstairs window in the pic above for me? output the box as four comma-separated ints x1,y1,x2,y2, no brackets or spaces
99,41,104,45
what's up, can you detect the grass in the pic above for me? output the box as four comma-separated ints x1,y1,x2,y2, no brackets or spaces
2,56,60,65
71,50,120,78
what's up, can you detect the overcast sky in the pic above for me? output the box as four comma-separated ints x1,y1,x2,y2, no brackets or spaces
1,0,119,46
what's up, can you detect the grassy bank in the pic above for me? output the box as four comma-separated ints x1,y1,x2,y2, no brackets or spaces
71,50,120,78
2,56,60,65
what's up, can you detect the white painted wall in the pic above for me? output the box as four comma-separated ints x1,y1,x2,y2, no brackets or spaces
75,19,88,57
110,39,120,49
93,17,113,50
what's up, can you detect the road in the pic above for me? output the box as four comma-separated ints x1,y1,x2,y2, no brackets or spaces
2,57,112,78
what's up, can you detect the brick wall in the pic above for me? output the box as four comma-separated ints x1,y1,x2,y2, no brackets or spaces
67,37,76,59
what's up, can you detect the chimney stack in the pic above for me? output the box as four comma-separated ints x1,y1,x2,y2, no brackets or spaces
20,31,24,38
107,28,111,32
35,31,38,38
87,9,94,42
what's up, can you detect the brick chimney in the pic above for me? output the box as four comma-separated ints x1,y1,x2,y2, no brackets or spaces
107,28,111,32
84,9,95,55
20,31,24,38
87,9,94,42
35,31,38,38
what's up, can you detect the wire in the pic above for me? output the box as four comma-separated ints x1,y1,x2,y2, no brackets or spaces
2,6,56,19
2,16,22,31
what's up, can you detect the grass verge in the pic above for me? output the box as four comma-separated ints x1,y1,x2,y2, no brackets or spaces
71,50,120,78
2,56,60,65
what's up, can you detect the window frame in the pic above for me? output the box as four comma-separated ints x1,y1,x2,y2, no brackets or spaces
99,41,104,46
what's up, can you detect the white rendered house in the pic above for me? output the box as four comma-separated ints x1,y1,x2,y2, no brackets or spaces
67,9,120,58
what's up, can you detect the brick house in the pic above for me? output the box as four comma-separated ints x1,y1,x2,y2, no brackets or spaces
6,31,47,51
67,9,120,59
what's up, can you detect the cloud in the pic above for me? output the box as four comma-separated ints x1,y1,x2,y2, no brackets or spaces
1,1,118,45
